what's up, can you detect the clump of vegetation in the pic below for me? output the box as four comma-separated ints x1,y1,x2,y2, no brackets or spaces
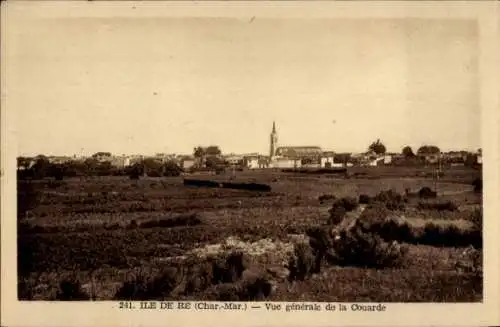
114,267,180,300
318,194,336,203
204,273,275,301
331,225,408,269
358,194,371,204
470,208,482,233
287,243,316,281
419,187,437,199
182,251,250,296
211,251,248,284
371,189,406,210
417,200,458,211
56,279,90,301
139,214,202,229
472,178,482,193
328,197,358,224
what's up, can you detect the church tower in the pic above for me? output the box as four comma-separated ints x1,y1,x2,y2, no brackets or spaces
269,121,278,158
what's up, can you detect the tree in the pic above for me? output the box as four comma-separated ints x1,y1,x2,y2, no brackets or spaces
368,139,386,155
417,145,440,156
205,146,222,156
193,147,205,158
31,156,51,179
17,157,32,170
402,146,415,158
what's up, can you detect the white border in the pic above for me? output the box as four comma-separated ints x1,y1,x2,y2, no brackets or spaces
1,1,499,326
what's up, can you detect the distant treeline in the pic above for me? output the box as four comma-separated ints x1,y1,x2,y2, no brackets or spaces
183,179,272,192
17,157,183,180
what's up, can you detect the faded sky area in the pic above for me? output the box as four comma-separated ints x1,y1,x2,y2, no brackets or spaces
6,17,479,156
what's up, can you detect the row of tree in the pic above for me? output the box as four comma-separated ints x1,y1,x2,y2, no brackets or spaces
17,156,183,181
368,140,480,158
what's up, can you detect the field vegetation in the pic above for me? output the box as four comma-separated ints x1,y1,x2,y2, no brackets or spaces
17,166,482,301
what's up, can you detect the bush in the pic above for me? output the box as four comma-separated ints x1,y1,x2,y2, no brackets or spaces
206,274,275,301
472,178,482,193
419,187,437,199
114,267,180,300
328,197,358,224
331,226,408,269
372,189,406,210
56,279,90,301
417,200,458,211
211,251,248,284
358,194,371,204
287,243,316,281
471,208,482,232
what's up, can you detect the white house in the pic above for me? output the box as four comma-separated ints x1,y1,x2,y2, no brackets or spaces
270,157,301,169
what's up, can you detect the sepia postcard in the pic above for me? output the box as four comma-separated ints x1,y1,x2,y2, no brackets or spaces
1,1,499,326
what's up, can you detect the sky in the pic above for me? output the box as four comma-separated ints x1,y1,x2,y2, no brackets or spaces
5,16,480,156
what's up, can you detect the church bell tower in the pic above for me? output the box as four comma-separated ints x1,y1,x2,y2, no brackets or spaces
270,121,278,158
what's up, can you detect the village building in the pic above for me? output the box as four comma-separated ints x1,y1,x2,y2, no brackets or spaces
267,121,326,168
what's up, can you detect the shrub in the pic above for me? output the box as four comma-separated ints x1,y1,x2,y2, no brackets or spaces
56,279,90,301
287,243,316,281
331,226,407,269
184,260,215,295
211,251,248,284
419,187,437,199
307,226,334,271
372,189,406,210
328,206,346,225
358,194,371,204
470,208,482,232
417,200,458,211
206,275,275,301
472,178,482,193
328,197,358,224
114,267,180,300
237,276,275,301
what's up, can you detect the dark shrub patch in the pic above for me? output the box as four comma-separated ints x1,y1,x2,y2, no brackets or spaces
372,189,406,210
331,226,408,269
184,260,215,295
114,267,180,300
419,187,437,199
56,279,90,301
237,277,274,301
328,197,358,224
206,275,275,301
139,214,202,229
472,178,482,193
211,251,248,284
358,194,371,204
417,200,458,211
307,226,334,272
287,243,316,281
328,206,347,225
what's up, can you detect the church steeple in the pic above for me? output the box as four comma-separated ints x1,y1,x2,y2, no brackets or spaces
270,121,278,158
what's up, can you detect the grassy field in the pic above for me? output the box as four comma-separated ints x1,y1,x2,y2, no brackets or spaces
17,166,482,301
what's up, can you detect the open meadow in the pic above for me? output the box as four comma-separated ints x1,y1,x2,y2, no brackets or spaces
17,166,483,302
